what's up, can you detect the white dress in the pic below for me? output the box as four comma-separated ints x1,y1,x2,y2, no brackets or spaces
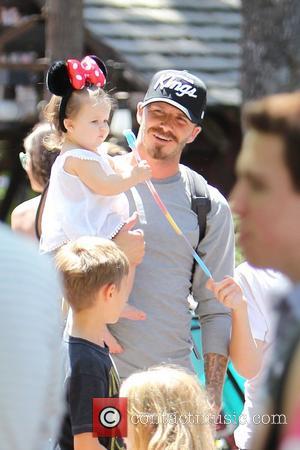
40,148,129,253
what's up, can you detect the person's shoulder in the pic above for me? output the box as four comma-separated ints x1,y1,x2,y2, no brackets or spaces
235,261,253,277
67,338,110,377
205,183,229,207
11,196,41,215
182,167,229,205
180,166,231,224
236,262,288,291
11,196,41,238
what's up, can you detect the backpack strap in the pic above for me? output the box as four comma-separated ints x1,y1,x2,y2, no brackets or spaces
35,181,49,241
180,165,211,308
181,165,212,360
180,165,211,247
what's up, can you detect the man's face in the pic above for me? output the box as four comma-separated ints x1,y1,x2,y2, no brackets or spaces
136,101,201,162
231,129,300,279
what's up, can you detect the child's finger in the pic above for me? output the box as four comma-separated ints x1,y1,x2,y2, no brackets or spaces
213,277,235,296
219,283,237,299
218,284,239,303
205,277,215,291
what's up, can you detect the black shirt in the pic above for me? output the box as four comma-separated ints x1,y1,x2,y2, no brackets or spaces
57,336,125,450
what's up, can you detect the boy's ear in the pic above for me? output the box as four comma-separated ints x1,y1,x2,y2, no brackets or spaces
102,283,116,302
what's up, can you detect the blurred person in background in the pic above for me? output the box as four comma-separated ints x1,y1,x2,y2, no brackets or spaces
11,122,59,241
0,222,63,449
228,92,300,450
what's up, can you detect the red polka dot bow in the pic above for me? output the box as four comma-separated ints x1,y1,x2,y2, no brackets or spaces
66,56,106,90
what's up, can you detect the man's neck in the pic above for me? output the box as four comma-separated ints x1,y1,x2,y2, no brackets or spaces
146,159,179,179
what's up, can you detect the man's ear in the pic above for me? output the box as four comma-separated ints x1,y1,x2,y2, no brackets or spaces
102,283,116,302
186,126,202,144
136,102,144,125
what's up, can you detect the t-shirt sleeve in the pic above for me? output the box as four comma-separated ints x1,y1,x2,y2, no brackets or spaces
68,373,107,435
235,263,268,342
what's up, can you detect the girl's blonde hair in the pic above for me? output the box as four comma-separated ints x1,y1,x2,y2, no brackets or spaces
120,365,214,450
43,87,112,150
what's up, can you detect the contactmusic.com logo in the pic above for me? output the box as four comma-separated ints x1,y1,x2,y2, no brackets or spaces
93,398,127,438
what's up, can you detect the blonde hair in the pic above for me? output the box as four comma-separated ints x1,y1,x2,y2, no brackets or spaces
43,87,112,150
120,365,214,450
55,236,129,312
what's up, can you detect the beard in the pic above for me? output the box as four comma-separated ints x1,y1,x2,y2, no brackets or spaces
149,145,172,160
146,127,183,160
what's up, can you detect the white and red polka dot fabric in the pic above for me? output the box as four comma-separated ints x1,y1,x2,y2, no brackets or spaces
66,56,106,89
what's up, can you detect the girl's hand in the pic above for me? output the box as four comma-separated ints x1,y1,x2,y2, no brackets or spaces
132,160,152,183
206,276,246,311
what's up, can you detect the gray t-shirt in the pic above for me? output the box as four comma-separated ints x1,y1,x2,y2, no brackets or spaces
109,168,234,379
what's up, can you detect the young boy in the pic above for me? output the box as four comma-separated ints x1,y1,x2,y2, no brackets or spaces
55,236,129,450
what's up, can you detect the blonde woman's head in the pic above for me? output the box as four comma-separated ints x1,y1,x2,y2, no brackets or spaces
120,365,214,450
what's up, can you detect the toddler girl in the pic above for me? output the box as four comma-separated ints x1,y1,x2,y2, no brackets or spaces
120,365,214,450
40,55,151,350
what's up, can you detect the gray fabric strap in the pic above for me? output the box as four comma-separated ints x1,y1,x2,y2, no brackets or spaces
180,165,211,246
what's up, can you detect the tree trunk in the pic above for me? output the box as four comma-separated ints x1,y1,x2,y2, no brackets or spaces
241,0,300,101
45,0,83,62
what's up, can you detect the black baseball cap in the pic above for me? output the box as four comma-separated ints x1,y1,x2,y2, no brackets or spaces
142,69,207,124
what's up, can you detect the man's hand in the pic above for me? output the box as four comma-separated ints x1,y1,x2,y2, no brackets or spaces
113,212,145,265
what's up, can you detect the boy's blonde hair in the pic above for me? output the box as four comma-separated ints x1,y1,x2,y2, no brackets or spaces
43,87,112,150
120,365,214,450
55,236,129,312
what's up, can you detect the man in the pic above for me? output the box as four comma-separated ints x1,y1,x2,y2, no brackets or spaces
112,69,235,411
0,223,64,449
230,92,300,449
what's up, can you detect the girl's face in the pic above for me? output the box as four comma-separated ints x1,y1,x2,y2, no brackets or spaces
64,98,111,152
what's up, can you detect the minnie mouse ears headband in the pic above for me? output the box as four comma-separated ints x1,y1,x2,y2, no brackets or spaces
46,55,107,132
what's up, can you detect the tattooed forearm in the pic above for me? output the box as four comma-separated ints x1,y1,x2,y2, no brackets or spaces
204,353,228,412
